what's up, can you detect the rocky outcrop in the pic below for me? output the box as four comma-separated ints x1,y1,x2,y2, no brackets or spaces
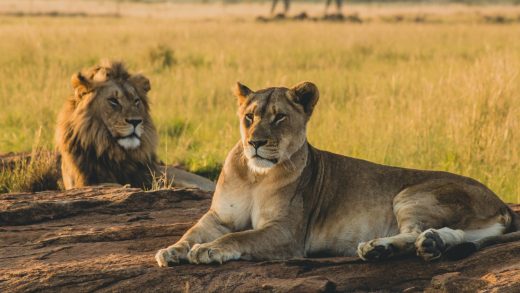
0,186,519,292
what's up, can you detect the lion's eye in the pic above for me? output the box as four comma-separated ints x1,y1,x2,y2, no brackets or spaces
274,113,287,124
108,98,120,108
134,99,140,106
245,113,254,122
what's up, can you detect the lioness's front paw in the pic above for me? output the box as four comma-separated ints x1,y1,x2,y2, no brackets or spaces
357,239,396,261
187,243,240,264
415,229,446,261
155,243,190,267
155,248,176,267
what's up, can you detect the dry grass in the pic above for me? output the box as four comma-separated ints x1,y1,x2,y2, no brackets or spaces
0,129,60,193
0,3,519,202
147,166,175,191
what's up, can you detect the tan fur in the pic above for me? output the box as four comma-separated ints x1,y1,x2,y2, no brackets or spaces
155,82,515,266
56,60,215,192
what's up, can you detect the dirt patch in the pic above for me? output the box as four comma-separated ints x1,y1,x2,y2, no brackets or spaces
1,186,519,292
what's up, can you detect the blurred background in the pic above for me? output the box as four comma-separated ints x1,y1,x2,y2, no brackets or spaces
0,0,519,203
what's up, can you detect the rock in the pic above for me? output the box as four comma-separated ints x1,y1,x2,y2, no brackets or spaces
0,187,519,292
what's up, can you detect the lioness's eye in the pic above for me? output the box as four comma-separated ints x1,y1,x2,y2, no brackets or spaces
274,113,287,124
134,99,140,106
245,113,254,122
108,98,120,108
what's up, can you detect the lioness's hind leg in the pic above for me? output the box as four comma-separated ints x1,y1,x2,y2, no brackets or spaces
358,188,442,261
395,181,507,261
415,223,506,261
359,182,484,262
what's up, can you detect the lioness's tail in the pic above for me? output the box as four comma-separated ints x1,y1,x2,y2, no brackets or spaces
446,208,520,260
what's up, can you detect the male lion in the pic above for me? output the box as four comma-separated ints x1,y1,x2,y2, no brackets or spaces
156,82,519,266
55,60,215,192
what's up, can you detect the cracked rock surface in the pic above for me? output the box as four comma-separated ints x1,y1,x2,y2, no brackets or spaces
1,186,519,292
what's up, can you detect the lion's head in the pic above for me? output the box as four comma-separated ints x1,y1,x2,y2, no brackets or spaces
56,60,159,188
233,81,319,174
67,60,156,152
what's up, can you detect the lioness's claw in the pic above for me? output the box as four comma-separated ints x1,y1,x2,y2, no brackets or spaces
155,243,190,267
155,248,177,267
357,239,396,261
415,229,446,261
187,243,239,264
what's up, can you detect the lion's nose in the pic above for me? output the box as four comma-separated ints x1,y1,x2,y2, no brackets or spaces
248,140,267,149
126,119,143,127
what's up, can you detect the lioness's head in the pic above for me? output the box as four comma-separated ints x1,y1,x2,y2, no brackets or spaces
234,82,319,174
67,60,157,152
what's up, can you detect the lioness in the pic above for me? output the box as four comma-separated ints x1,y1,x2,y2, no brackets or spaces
156,82,519,266
55,60,215,192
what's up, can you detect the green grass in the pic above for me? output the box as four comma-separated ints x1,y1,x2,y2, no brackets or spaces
0,13,519,202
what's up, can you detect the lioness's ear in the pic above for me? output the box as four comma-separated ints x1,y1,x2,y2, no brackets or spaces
71,72,91,99
129,74,151,96
290,81,319,116
233,82,252,105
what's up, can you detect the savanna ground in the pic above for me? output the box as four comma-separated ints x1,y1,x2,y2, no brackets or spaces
0,0,519,203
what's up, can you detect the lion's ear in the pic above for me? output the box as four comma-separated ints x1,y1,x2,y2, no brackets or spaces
71,72,91,99
290,81,319,116
233,82,252,105
129,74,151,96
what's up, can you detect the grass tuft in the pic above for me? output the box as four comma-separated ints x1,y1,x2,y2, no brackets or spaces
146,166,175,191
0,129,60,193
149,44,176,70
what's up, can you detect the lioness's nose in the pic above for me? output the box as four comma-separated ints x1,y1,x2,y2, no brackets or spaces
248,140,267,149
126,119,143,127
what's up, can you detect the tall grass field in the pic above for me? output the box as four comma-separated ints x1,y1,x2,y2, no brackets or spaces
0,3,519,203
